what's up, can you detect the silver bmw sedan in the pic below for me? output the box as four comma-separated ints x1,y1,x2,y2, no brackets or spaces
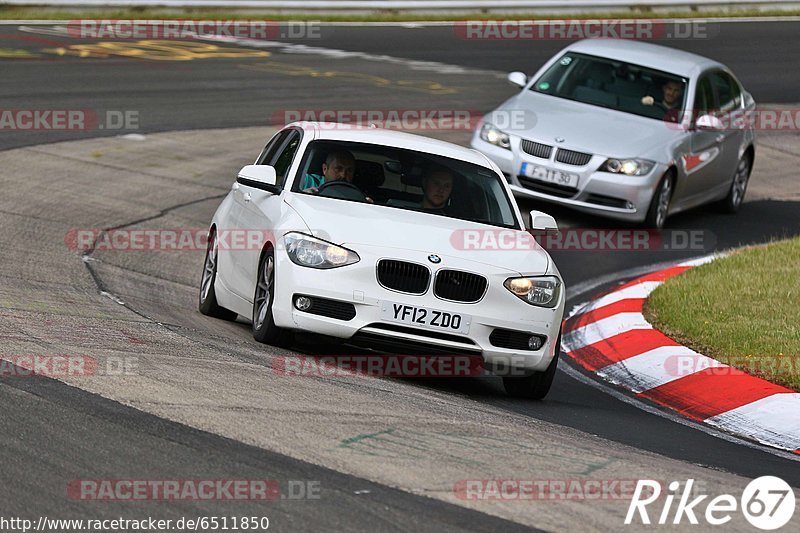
471,39,756,228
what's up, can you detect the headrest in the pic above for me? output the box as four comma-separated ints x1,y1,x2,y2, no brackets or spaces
400,166,424,188
353,160,385,189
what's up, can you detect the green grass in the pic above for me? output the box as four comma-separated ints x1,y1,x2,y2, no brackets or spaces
644,237,800,391
2,7,800,22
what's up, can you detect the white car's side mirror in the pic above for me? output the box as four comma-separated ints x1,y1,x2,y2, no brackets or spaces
237,165,278,192
695,114,725,132
507,71,528,88
529,210,558,231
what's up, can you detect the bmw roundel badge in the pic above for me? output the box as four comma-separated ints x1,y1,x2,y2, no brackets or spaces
428,254,441,264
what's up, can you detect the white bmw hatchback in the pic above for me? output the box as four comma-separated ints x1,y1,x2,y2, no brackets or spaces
199,122,565,398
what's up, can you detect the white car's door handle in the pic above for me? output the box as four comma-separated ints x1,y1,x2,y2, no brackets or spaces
244,192,252,202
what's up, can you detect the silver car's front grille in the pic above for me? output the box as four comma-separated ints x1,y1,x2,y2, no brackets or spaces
520,139,553,159
555,148,592,166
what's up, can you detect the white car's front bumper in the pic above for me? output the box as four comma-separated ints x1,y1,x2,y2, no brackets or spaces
271,244,564,373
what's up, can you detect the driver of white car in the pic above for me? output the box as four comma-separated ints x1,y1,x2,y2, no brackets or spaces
300,149,356,192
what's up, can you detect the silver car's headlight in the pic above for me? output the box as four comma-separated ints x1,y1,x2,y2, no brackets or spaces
504,276,561,308
479,123,511,150
599,158,655,176
284,232,359,269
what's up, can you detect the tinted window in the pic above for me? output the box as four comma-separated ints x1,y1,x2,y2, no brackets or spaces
695,75,717,116
256,130,289,165
271,131,302,187
530,52,687,121
710,71,742,113
294,140,519,229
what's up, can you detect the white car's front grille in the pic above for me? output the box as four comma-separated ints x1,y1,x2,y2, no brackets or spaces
433,270,487,303
376,259,430,294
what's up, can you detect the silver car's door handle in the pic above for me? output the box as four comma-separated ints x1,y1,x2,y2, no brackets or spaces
715,134,726,143
244,192,252,203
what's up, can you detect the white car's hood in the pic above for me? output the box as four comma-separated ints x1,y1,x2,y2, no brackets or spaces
285,194,550,275
496,91,681,158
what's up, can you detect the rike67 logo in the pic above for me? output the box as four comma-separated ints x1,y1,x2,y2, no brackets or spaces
626,477,795,530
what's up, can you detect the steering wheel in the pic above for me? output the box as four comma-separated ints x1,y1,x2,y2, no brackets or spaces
317,180,368,202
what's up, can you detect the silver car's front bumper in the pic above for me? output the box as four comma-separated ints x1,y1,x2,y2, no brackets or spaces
472,134,666,223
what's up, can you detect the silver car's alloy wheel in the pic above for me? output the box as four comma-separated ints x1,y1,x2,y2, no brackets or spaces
254,255,274,331
731,156,750,208
655,178,672,229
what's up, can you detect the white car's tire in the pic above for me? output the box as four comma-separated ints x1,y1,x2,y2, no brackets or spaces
502,332,560,400
198,229,238,321
252,248,293,347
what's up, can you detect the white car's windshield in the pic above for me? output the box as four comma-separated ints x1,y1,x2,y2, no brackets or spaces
531,52,687,122
293,140,519,229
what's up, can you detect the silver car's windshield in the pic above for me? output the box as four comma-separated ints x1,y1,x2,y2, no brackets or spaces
293,140,519,229
531,52,688,122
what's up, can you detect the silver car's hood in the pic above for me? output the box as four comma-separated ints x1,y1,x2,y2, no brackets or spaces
497,91,682,158
285,194,550,275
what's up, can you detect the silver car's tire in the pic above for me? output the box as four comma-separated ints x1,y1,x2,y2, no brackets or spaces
644,172,674,229
252,248,293,347
198,229,238,321
720,153,752,213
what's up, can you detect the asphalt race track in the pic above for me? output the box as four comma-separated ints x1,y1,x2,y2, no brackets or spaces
1,20,799,531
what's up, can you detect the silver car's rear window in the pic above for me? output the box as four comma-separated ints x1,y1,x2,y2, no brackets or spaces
532,52,687,122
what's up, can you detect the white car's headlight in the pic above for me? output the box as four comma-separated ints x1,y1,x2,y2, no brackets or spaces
599,158,655,176
284,232,359,269
504,276,561,307
480,123,511,150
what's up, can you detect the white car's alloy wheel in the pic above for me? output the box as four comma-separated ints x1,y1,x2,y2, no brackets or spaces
251,249,293,347
254,254,274,331
198,230,237,320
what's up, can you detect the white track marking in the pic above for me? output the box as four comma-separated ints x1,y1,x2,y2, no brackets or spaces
598,346,725,393
562,312,652,351
705,393,800,451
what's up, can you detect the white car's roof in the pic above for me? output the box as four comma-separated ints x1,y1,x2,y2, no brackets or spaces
566,39,723,78
290,122,494,169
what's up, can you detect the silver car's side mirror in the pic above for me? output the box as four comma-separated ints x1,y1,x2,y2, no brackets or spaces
695,114,725,132
237,165,279,193
529,210,558,231
507,71,528,88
